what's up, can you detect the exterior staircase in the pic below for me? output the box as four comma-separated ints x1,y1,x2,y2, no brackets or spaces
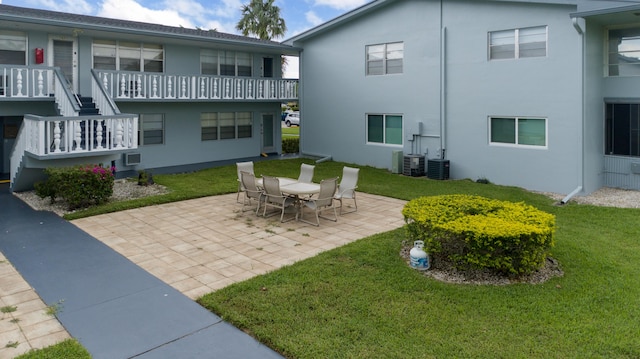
8,69,139,192
78,96,100,116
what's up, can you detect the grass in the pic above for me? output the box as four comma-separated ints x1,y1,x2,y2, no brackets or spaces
35,158,640,357
282,126,299,137
15,339,90,359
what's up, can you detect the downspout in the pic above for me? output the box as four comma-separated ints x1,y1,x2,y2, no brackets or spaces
439,0,447,159
562,17,586,205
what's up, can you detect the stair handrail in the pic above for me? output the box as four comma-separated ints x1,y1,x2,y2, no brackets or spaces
90,69,120,115
53,68,80,117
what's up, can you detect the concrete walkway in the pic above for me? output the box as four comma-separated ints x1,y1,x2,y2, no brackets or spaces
0,183,406,358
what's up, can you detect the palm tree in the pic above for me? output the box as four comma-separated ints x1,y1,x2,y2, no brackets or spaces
236,0,287,40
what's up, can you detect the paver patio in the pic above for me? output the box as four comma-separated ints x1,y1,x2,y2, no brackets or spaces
72,192,407,299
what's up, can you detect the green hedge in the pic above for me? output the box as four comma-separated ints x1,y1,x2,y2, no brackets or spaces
282,137,299,154
402,194,555,276
35,164,115,210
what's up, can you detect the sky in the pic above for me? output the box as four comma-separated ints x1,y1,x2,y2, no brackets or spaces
0,0,370,78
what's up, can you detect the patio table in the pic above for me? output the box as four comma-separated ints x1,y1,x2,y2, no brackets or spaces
280,182,321,221
255,177,298,188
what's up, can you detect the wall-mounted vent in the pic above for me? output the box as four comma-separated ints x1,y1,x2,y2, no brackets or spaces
124,153,141,166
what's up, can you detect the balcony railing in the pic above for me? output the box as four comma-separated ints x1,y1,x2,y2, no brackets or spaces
96,70,298,101
22,114,138,157
0,66,54,98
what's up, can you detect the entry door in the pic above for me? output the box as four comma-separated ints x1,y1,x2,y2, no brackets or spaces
0,118,4,177
261,113,275,154
263,57,274,78
50,37,78,92
1,117,19,176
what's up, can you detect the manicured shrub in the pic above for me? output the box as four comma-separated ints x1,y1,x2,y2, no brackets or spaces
282,137,299,154
402,194,555,276
35,164,115,210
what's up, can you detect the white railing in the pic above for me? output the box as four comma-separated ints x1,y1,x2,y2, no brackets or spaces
53,68,81,117
97,70,299,101
90,70,120,116
22,114,138,157
0,66,54,98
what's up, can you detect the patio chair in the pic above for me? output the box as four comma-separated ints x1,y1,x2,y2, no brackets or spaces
262,175,296,222
297,163,315,183
299,177,338,226
240,171,264,215
236,161,254,202
335,166,359,214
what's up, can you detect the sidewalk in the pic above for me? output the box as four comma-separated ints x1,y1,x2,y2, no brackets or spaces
0,183,406,358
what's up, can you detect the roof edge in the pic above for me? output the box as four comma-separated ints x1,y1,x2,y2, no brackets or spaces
571,3,640,18
283,0,396,45
0,4,298,52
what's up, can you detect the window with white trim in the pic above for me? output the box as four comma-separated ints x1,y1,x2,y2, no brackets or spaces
607,27,640,76
93,40,164,72
139,114,164,145
201,112,252,141
367,114,403,145
490,117,546,147
489,26,547,60
366,42,403,75
0,30,26,65
201,50,253,77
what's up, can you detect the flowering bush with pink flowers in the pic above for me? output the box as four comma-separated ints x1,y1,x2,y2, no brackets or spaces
35,164,115,210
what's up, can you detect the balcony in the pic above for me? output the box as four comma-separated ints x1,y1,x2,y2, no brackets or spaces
20,114,138,158
0,66,55,98
96,70,298,101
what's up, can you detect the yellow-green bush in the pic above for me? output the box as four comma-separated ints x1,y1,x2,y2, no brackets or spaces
402,195,555,276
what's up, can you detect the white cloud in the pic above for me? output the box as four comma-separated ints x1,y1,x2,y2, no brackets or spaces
211,0,243,19
98,0,195,28
305,11,323,27
29,0,94,14
313,0,367,11
283,55,299,79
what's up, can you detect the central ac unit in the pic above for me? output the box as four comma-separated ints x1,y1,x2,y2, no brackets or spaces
124,153,141,166
403,155,425,177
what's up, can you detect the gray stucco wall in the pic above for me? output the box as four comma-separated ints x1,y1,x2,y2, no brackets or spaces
297,0,582,194
115,101,281,172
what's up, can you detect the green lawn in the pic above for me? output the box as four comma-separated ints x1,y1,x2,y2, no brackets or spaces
282,126,299,137
42,159,640,357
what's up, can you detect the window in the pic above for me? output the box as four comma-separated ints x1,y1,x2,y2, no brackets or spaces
490,117,546,147
201,112,252,141
366,42,403,75
0,31,26,65
489,26,547,60
367,114,402,145
92,40,163,72
606,103,640,156
237,112,252,138
607,27,640,76
201,50,219,75
139,114,164,145
201,112,218,141
204,50,253,77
